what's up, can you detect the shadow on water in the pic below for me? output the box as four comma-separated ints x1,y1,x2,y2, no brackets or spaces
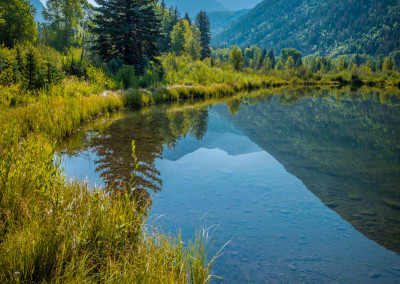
58,87,400,254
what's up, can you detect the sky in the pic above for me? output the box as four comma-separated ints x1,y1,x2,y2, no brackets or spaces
40,0,97,5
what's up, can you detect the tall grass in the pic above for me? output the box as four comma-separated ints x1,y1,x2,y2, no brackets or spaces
0,79,216,283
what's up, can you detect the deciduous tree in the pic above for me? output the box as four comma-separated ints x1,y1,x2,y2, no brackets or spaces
229,46,243,71
0,0,38,47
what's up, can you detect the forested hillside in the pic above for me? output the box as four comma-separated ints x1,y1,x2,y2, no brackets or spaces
209,10,249,32
212,0,400,57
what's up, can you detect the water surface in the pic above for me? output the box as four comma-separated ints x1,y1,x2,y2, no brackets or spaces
58,90,400,283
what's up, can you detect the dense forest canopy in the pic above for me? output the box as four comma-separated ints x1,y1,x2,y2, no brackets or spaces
213,0,400,58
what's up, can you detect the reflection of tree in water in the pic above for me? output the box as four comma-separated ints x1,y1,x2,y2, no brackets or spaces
87,105,209,199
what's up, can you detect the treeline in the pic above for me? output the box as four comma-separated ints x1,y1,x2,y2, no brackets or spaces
215,46,397,73
214,46,399,85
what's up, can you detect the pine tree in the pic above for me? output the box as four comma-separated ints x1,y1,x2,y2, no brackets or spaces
23,47,39,89
91,0,161,74
268,48,276,69
353,53,362,66
261,48,267,59
173,6,180,20
184,12,191,25
160,0,166,12
195,10,211,60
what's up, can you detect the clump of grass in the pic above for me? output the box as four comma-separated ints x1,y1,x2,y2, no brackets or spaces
0,124,215,283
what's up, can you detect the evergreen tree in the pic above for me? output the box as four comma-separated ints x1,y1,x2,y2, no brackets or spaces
268,48,276,69
91,0,161,74
45,60,63,86
261,48,267,60
353,53,362,66
160,0,166,12
195,10,211,60
184,12,191,25
173,6,180,20
23,47,39,89
0,0,38,47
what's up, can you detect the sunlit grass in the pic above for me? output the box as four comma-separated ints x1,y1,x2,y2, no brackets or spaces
0,80,216,283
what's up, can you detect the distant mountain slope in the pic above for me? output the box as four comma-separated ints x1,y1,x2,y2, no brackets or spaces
30,0,44,22
165,0,225,16
217,0,261,11
209,10,249,33
212,0,400,57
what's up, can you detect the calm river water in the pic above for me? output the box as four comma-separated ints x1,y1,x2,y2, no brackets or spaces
58,89,400,283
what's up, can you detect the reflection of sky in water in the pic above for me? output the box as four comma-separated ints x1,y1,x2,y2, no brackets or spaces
59,109,400,283
60,150,104,188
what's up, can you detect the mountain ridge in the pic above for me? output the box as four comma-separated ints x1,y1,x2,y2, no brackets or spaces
212,0,400,57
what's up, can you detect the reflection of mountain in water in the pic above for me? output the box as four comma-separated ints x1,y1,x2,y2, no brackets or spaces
163,113,262,161
213,94,400,253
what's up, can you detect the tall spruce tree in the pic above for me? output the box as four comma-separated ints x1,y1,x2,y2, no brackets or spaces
91,0,161,74
195,10,211,60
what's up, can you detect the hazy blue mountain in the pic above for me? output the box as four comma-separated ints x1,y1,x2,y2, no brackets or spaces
30,0,45,22
165,0,226,16
212,0,400,57
209,9,249,33
217,0,261,11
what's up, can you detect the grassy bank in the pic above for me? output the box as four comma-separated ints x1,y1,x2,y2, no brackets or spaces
0,79,220,283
